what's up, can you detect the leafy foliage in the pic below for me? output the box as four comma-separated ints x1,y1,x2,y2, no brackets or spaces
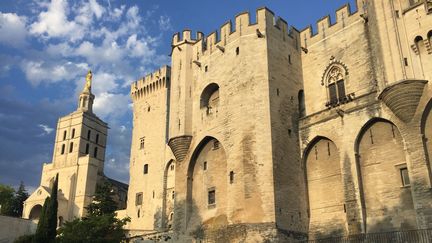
0,184,15,216
57,213,129,243
85,181,117,217
56,180,130,243
0,182,29,217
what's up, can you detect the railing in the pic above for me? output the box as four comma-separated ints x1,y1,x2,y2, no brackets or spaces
303,229,432,243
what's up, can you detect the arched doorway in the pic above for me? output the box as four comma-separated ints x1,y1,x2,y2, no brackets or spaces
356,119,416,232
162,159,176,229
305,137,346,237
186,137,228,230
29,204,42,221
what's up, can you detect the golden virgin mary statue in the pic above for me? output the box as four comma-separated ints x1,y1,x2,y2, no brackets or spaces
85,70,92,91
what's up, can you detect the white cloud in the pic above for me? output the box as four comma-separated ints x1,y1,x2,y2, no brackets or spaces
38,124,54,135
91,72,119,94
158,15,172,31
30,0,85,41
126,34,155,58
21,60,88,86
0,12,27,47
89,0,105,19
93,92,130,119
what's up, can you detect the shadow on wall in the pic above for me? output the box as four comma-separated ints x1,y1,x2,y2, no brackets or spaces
309,187,417,240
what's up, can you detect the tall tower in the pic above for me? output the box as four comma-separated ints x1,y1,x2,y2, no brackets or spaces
167,31,199,162
23,71,109,222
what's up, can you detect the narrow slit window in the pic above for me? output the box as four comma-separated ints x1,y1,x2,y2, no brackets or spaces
144,164,149,174
93,147,98,158
63,131,67,141
61,144,65,155
236,47,240,55
71,129,75,138
87,130,91,140
229,171,234,184
203,161,207,171
85,143,89,154
96,134,99,144
69,142,73,153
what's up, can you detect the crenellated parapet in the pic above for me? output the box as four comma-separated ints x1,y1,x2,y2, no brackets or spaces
300,1,367,48
130,66,171,102
171,7,300,57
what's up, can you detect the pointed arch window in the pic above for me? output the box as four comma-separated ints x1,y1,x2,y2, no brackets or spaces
324,65,348,107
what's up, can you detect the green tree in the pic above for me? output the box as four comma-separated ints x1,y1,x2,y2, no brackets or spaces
33,174,58,243
85,181,117,217
0,184,15,216
57,213,129,243
57,180,130,243
11,181,29,217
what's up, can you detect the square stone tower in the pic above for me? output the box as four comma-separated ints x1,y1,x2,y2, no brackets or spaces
23,71,110,223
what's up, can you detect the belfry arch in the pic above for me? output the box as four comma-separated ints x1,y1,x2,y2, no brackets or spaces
355,118,416,232
186,136,228,230
304,136,346,237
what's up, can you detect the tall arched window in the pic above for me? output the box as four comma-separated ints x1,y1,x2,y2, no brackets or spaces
61,144,65,155
71,129,75,138
63,131,67,140
69,142,73,153
326,66,346,106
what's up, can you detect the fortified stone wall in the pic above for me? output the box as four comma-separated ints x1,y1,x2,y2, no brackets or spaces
125,0,432,241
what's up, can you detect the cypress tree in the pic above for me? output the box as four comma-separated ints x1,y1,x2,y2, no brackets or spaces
46,174,58,241
33,174,58,243
34,196,50,243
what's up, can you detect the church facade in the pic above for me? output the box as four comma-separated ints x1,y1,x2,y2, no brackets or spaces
22,71,128,225
124,0,432,241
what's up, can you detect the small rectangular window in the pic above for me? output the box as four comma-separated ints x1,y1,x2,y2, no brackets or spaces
288,54,291,64
208,189,216,205
144,164,149,174
71,129,75,138
87,130,91,140
96,134,99,144
135,192,143,205
236,47,240,55
400,167,410,186
140,137,145,150
203,161,207,171
404,58,409,66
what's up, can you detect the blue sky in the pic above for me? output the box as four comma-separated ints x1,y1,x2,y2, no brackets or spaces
0,0,356,192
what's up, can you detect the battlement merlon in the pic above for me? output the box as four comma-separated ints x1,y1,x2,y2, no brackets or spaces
130,66,171,100
300,1,367,48
171,7,302,54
